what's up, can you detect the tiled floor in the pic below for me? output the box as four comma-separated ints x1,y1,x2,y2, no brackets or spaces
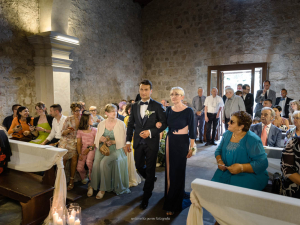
0,141,219,225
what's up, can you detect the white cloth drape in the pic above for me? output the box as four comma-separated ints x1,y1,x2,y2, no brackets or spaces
127,150,141,187
187,190,203,225
187,178,300,225
8,140,67,225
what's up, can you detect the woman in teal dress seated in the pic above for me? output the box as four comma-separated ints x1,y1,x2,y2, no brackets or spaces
89,104,130,199
212,111,269,191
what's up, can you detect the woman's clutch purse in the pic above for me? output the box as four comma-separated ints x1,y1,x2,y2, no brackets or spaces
99,136,110,156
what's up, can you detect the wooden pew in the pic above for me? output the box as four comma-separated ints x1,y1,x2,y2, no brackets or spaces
1,140,67,225
188,178,300,225
0,168,55,225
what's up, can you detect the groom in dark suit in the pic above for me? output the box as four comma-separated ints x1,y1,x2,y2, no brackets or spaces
125,80,167,210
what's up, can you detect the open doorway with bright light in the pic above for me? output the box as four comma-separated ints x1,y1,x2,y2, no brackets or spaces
207,63,268,138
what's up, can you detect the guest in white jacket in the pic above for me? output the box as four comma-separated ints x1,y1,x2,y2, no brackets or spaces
89,104,130,199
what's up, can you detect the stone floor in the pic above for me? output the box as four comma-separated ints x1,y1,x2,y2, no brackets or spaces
0,141,219,225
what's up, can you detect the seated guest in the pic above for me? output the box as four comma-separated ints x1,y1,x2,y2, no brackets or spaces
252,117,261,124
212,111,269,191
76,111,97,190
59,102,82,190
29,102,53,144
281,137,300,198
272,105,289,130
254,99,272,118
89,106,104,128
129,99,135,104
41,104,66,145
113,103,125,121
250,107,282,147
90,104,130,199
119,101,127,117
0,129,12,174
8,106,36,141
222,87,245,130
275,89,293,119
285,111,300,145
289,100,300,125
2,104,21,131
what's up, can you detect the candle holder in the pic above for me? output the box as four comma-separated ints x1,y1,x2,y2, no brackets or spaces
50,197,67,225
66,204,82,225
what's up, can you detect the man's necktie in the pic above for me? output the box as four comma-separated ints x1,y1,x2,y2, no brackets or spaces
261,125,267,146
264,91,268,100
280,98,285,101
140,102,148,105
198,97,202,111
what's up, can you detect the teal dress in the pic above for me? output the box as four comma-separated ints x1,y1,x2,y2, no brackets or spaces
211,130,269,191
91,129,131,195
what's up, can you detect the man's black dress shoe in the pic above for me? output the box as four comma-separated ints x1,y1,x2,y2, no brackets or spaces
140,200,148,210
211,142,217,145
205,142,210,146
199,140,203,143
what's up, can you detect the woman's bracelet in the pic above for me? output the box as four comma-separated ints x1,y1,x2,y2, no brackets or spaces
217,158,222,163
241,164,244,173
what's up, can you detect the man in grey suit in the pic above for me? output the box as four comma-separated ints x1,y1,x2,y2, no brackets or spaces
254,80,276,114
222,87,246,130
192,87,206,143
250,107,282,147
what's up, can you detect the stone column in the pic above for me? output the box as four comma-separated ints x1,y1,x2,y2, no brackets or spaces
28,31,79,115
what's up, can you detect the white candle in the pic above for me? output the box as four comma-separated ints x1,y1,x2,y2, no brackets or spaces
56,217,63,225
68,215,75,225
71,209,77,217
74,219,80,225
53,212,58,225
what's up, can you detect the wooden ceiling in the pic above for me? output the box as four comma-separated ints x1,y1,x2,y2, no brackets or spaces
133,0,153,8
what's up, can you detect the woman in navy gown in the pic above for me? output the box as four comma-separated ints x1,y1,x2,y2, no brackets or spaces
157,87,195,215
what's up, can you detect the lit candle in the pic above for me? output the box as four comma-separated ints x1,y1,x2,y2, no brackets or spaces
53,212,58,225
56,217,63,225
71,209,77,217
68,215,75,225
74,219,80,225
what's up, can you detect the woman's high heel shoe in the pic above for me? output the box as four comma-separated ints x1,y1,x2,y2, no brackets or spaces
166,211,174,216
96,191,105,199
87,185,93,197
67,177,74,191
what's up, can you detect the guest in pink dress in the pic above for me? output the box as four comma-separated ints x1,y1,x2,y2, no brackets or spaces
76,111,97,187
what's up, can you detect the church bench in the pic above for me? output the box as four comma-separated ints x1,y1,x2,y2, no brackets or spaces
0,169,54,225
187,178,300,225
4,140,68,225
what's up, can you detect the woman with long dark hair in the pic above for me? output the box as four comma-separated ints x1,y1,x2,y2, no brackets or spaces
8,106,36,141
76,111,97,195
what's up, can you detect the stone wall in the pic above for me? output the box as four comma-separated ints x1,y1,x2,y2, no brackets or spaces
0,0,39,124
142,0,300,103
68,0,142,115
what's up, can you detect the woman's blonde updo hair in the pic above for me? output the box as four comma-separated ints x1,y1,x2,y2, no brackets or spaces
170,87,185,96
105,104,117,113
70,102,82,112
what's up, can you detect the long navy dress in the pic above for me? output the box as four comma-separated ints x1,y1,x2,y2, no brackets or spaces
163,107,195,212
